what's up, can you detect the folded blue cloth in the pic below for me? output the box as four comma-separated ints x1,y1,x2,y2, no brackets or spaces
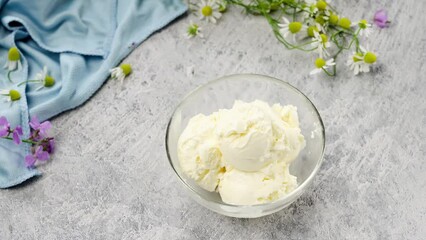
0,0,187,188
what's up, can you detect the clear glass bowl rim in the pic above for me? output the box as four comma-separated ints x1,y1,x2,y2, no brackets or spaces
165,73,325,208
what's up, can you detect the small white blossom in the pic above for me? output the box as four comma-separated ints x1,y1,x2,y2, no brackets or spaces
0,89,21,102
346,46,377,75
109,64,132,84
310,58,335,75
33,66,55,90
186,22,203,39
354,19,373,37
303,0,319,19
278,17,306,42
311,31,331,58
195,0,222,24
3,47,22,71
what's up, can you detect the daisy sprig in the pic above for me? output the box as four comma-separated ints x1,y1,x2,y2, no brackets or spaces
186,0,382,76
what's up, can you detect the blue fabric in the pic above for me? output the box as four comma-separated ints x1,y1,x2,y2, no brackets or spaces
0,0,187,188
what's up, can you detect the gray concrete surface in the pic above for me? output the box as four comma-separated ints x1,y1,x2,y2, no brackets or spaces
1,0,425,239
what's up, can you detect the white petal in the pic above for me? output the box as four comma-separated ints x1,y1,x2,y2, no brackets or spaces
354,65,360,75
36,85,44,91
35,73,43,81
310,68,322,75
363,64,370,72
282,17,290,24
9,61,17,71
283,31,290,38
313,31,320,38
213,12,221,18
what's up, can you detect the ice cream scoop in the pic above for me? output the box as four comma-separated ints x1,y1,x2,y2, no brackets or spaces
177,100,305,205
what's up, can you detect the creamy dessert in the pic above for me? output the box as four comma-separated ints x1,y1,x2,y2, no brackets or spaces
177,100,305,205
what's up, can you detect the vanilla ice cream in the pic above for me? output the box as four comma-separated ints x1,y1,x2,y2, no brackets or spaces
177,100,305,205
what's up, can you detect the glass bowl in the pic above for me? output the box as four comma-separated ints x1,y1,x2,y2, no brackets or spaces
165,74,325,218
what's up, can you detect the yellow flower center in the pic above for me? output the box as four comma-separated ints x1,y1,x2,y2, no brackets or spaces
359,19,368,29
289,22,303,34
307,26,318,37
364,52,377,64
316,0,327,10
44,76,55,87
329,14,339,25
339,17,352,29
315,58,326,68
9,90,21,101
315,15,325,25
188,24,199,36
201,6,213,16
120,64,132,76
320,34,328,43
8,47,20,61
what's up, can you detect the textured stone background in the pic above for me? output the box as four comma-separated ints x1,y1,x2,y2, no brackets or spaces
1,0,425,239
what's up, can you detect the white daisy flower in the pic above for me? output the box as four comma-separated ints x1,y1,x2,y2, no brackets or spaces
278,17,306,42
196,0,222,24
303,0,318,19
306,23,323,37
339,17,352,29
310,58,335,75
109,64,132,84
186,21,203,39
315,0,329,11
322,9,335,21
303,0,329,19
327,12,339,26
32,66,55,90
3,47,22,71
0,89,21,102
311,31,331,58
354,19,373,37
346,46,377,75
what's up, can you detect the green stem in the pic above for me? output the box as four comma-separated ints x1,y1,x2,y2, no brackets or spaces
7,71,13,82
2,136,38,145
17,80,40,87
322,67,335,76
292,0,297,21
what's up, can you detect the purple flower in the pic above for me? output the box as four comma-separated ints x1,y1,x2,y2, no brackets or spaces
25,155,36,167
46,139,55,153
40,138,55,154
374,10,389,28
35,146,50,161
12,125,23,144
29,116,52,137
0,116,10,137
25,146,50,167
